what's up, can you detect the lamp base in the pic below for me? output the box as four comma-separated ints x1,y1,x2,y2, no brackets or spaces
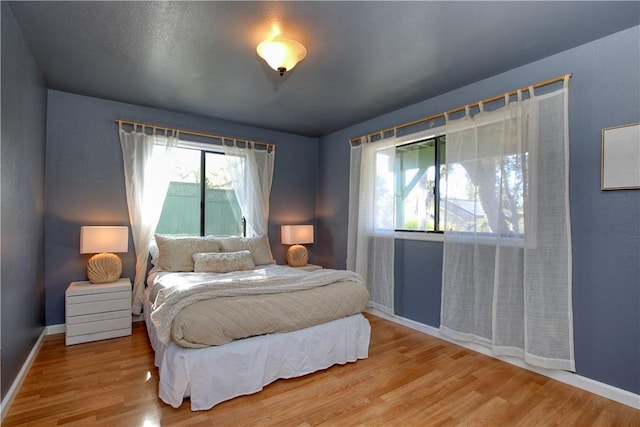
286,244,308,267
87,252,122,284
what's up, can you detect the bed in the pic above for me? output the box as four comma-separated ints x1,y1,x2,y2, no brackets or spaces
143,234,371,411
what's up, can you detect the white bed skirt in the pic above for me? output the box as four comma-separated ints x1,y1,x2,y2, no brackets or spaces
143,288,371,411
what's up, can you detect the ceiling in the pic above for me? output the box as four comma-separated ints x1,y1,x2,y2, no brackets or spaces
8,1,640,138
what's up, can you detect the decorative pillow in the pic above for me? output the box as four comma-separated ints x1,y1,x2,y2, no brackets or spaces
217,235,275,266
193,250,256,273
155,234,221,272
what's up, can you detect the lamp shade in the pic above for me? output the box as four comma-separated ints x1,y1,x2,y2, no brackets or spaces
80,226,129,254
257,37,307,76
281,225,314,245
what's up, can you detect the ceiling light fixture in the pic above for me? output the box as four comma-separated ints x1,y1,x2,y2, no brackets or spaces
256,36,307,76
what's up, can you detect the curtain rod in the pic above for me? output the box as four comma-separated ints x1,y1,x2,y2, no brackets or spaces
115,119,276,149
349,73,573,145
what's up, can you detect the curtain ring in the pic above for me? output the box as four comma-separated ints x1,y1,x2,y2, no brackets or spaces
478,101,484,112
563,74,570,88
528,85,535,98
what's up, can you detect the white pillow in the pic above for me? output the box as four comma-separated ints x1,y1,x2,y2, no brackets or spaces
193,250,255,273
149,237,160,266
217,235,275,266
155,234,221,272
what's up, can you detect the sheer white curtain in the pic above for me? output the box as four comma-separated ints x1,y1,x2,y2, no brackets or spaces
119,124,177,314
222,142,275,237
440,78,574,370
347,135,396,314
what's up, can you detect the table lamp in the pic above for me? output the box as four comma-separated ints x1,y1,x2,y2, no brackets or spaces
281,225,314,267
80,226,129,284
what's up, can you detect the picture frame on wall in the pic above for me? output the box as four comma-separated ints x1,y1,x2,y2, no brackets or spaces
601,123,640,190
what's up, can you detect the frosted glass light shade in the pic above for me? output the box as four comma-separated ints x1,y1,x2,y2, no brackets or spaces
281,225,314,245
257,37,307,76
80,226,129,254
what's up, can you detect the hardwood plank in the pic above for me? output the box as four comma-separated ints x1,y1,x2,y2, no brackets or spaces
3,315,638,426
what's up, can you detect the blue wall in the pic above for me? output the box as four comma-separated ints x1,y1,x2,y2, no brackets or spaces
45,91,318,326
318,26,640,394
0,3,48,400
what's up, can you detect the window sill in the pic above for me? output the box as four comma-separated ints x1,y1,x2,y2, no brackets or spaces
394,231,444,243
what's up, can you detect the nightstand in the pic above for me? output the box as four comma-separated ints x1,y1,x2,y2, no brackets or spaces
65,278,132,345
293,264,323,271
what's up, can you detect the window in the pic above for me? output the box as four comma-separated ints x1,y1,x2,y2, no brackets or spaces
395,131,526,239
155,147,244,236
394,136,446,233
442,120,528,239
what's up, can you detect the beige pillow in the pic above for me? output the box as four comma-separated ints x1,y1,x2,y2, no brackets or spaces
217,235,275,265
155,234,221,271
193,250,256,273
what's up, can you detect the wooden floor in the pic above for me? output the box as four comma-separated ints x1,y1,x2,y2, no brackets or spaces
3,314,638,426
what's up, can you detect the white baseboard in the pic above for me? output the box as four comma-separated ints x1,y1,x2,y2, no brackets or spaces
0,327,47,422
365,308,640,410
46,323,65,335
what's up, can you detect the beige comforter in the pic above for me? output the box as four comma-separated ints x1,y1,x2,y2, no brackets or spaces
149,266,369,348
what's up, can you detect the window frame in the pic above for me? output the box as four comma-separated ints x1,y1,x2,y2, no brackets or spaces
390,116,532,245
393,127,446,241
157,140,246,237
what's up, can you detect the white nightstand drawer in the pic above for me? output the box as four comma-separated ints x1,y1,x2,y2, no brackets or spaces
66,317,131,337
66,278,131,295
66,297,130,317
67,290,130,304
66,309,131,325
